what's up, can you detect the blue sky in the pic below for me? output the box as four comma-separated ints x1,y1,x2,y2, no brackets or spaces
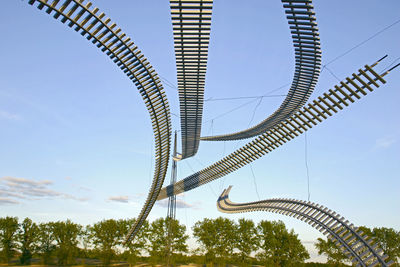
1,0,399,262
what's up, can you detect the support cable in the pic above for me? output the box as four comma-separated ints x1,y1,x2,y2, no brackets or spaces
383,56,400,72
203,16,400,142
202,83,291,126
324,18,400,67
202,98,260,124
324,65,342,82
305,132,310,201
247,97,263,128
205,94,287,102
219,141,227,192
160,75,179,91
158,58,397,200
193,157,218,197
186,160,217,197
249,163,261,201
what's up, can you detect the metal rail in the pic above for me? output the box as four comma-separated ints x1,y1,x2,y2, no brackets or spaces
158,57,397,200
201,0,321,141
171,0,213,158
22,0,172,242
217,186,394,267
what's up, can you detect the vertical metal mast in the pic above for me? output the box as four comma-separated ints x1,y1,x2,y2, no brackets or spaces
167,131,178,219
166,131,179,266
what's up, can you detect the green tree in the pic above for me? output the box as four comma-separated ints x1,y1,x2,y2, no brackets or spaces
372,227,400,264
234,218,259,265
50,219,82,266
193,217,236,264
18,218,39,265
193,218,216,263
0,216,19,264
87,219,125,266
315,237,347,265
147,217,188,264
358,226,400,264
79,226,91,265
122,219,149,267
316,226,400,265
37,222,56,265
256,220,309,266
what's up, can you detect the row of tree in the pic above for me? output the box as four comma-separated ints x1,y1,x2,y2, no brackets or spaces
1,216,399,266
192,218,309,266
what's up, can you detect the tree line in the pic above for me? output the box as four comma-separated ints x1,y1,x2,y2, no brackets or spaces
1,216,399,266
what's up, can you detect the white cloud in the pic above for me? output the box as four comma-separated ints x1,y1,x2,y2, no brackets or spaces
108,195,129,203
0,197,19,205
375,136,397,149
176,199,198,209
0,176,88,205
2,176,52,188
22,187,61,197
0,110,21,120
156,199,172,208
0,189,26,199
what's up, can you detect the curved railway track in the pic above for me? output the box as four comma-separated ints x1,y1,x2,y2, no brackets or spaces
217,186,394,266
171,0,213,159
158,57,399,199
22,0,172,242
201,0,321,141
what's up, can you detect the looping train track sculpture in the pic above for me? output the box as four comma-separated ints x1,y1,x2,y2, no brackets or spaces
159,57,396,199
17,0,399,262
22,0,172,242
202,0,322,141
217,186,394,267
171,0,213,159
